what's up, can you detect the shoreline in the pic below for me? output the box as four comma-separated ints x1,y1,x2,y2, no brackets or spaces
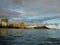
0,28,60,30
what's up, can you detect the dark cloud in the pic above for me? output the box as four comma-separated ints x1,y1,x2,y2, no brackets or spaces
12,0,22,6
0,10,20,18
0,0,60,24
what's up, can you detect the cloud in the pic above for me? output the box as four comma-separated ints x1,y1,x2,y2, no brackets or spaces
1,0,60,14
22,0,60,7
0,0,60,24
0,10,20,18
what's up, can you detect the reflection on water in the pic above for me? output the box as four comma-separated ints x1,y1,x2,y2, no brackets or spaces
0,28,9,45
0,29,60,45
8,29,25,36
0,28,8,36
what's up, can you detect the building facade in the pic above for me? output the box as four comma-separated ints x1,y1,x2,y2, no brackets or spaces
1,18,8,27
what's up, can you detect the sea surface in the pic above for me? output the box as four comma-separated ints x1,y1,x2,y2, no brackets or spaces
0,29,60,45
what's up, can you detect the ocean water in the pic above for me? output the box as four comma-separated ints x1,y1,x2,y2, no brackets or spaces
0,29,60,45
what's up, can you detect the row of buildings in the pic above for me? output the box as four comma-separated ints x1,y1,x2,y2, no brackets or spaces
0,18,35,29
0,18,50,29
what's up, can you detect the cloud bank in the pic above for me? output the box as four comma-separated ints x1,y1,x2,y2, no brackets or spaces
0,0,60,24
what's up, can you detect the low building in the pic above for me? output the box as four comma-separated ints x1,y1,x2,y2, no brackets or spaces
17,22,26,29
26,26,35,29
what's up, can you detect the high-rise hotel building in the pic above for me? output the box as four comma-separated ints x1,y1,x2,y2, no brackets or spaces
1,18,8,27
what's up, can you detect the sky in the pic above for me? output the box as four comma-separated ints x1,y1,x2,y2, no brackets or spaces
0,0,60,25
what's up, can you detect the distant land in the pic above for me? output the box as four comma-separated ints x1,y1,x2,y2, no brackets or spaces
0,25,53,29
0,18,58,29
